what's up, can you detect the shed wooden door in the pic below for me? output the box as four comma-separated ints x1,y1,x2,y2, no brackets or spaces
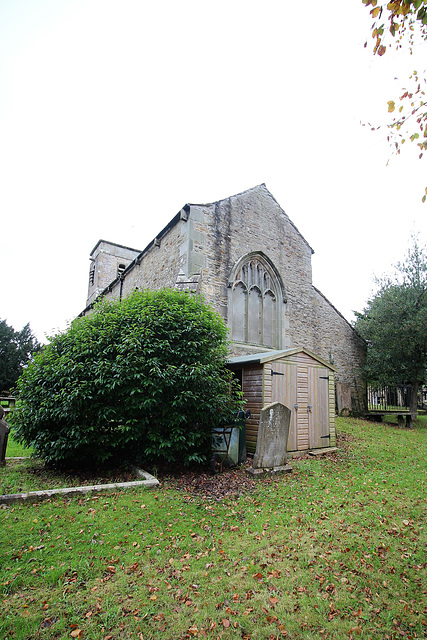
269,361,330,450
270,361,299,450
308,367,330,449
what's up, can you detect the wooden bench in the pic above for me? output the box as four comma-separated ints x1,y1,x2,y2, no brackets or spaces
367,410,414,428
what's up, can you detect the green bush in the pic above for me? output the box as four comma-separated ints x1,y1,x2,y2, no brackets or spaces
13,290,241,468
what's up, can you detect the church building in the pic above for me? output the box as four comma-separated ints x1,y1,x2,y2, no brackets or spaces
81,184,366,417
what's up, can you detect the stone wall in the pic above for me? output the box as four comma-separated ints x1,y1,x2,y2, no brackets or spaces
197,185,314,342
311,288,366,413
87,241,142,306
120,218,187,297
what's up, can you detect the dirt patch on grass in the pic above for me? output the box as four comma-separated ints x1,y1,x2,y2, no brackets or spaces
149,459,260,501
26,462,136,486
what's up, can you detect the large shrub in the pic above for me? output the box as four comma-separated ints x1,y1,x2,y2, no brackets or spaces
13,290,241,467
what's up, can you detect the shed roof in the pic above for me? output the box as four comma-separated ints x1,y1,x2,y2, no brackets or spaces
227,347,337,371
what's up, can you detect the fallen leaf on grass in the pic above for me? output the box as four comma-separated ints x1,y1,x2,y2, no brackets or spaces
70,630,82,638
41,617,56,629
222,619,230,628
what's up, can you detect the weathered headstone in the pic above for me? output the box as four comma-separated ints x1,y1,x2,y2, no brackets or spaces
248,402,292,475
336,382,352,416
0,406,11,466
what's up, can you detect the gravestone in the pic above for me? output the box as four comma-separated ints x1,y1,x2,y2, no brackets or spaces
248,402,292,475
0,406,11,466
336,382,352,416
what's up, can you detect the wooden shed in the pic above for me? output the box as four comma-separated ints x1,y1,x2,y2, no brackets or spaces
228,348,337,454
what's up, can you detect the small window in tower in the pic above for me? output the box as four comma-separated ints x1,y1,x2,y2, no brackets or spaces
89,264,95,286
117,263,126,277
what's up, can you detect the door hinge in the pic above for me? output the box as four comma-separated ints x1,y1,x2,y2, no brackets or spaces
319,376,329,380
271,370,284,376
321,434,330,439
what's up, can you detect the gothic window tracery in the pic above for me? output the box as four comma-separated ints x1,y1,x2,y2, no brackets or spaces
228,253,285,348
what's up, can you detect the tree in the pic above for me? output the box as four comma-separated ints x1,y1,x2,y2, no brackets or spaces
13,289,241,468
354,237,427,415
363,0,427,56
363,1,427,194
0,320,40,393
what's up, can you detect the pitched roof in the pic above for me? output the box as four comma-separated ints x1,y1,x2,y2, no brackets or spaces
227,347,337,371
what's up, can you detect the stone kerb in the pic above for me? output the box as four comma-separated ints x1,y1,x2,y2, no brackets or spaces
0,464,159,506
248,402,292,476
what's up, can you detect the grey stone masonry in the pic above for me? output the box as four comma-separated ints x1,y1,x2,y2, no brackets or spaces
81,184,366,413
87,240,141,306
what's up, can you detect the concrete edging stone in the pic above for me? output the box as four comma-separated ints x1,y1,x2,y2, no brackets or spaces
0,460,159,506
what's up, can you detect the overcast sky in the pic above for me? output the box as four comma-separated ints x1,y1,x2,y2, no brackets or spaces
1,0,426,343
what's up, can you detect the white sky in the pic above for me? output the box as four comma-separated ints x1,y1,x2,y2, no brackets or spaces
1,0,426,343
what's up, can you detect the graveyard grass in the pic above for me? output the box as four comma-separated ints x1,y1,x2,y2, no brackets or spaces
4,432,32,458
1,416,426,640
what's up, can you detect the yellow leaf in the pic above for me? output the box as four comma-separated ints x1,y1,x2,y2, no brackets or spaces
70,631,82,639
388,101,395,113
371,6,381,17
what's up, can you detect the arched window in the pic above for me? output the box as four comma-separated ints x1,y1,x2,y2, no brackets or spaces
228,253,286,348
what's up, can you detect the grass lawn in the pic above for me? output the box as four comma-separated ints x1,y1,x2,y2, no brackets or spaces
2,432,136,495
5,430,33,458
1,416,426,640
